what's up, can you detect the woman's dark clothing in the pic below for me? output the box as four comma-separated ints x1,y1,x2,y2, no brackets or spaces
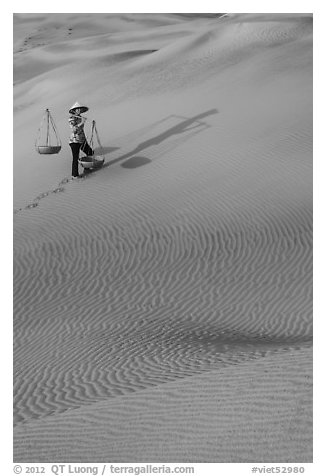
69,141,94,177
69,113,93,177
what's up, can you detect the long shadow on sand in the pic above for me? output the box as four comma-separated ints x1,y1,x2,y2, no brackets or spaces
98,108,218,170
121,156,152,168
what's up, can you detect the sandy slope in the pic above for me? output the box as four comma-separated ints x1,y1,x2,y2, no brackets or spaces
13,13,312,462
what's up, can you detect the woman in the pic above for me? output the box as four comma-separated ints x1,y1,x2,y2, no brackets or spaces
68,102,94,178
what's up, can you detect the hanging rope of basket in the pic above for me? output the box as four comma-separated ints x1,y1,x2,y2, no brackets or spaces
79,120,105,169
35,108,62,154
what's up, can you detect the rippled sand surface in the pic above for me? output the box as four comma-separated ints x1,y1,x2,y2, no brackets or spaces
13,13,312,462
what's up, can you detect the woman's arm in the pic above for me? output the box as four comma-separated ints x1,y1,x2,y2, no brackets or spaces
69,116,85,132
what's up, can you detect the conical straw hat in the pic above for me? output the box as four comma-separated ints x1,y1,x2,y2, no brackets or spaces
69,101,89,114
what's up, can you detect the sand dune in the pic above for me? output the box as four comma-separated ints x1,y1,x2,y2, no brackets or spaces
13,13,312,462
14,348,312,463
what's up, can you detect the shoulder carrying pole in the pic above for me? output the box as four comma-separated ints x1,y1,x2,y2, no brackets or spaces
46,109,50,146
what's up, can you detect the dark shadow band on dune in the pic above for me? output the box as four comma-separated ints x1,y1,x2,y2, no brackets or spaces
109,50,158,61
13,329,312,427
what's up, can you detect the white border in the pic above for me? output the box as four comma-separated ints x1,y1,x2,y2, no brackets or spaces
6,3,321,474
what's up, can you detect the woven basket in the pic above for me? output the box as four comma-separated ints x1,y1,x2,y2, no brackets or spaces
37,145,62,155
79,155,104,169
